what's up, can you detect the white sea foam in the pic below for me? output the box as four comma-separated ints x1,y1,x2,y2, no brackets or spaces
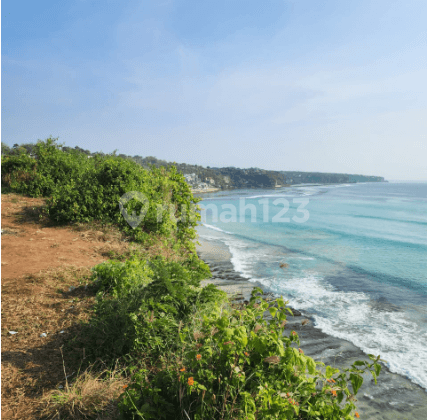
328,184,353,188
286,256,315,260
273,274,427,389
243,184,355,199
227,240,254,279
219,235,427,389
296,188,320,196
245,193,294,199
202,223,233,234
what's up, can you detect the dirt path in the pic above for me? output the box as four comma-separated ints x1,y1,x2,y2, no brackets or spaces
1,194,131,419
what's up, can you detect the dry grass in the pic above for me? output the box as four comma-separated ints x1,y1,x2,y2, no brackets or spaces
2,263,130,419
41,365,129,420
1,266,97,419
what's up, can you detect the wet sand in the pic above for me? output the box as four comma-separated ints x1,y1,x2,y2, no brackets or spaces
197,237,427,420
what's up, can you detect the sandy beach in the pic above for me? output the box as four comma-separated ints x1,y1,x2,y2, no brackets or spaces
196,237,427,420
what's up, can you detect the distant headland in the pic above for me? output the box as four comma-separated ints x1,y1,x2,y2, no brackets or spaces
113,154,385,191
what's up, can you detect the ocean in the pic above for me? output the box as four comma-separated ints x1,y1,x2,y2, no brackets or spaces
196,182,427,390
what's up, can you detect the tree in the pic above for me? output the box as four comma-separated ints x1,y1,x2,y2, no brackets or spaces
1,142,11,156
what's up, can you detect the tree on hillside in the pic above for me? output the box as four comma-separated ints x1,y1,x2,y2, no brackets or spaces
1,142,10,156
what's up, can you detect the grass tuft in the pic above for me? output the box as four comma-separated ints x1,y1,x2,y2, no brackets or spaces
41,366,128,420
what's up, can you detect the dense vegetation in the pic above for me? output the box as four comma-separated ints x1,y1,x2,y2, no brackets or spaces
1,138,199,248
113,155,385,188
2,141,385,190
1,138,381,419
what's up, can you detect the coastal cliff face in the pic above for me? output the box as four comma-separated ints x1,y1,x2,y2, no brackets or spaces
121,154,385,190
211,169,385,189
182,167,385,191
125,154,385,190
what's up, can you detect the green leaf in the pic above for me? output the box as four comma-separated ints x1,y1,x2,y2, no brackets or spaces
216,316,229,329
234,326,248,346
251,287,263,297
374,363,381,376
224,328,234,340
341,404,353,416
278,312,287,322
306,357,316,375
276,298,285,309
349,373,364,395
268,307,277,318
253,337,266,353
277,340,285,356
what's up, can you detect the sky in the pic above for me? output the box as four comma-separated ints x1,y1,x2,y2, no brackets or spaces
1,0,427,180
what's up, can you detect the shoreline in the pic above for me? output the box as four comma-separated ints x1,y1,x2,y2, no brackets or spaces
191,187,221,194
191,181,389,195
196,237,427,420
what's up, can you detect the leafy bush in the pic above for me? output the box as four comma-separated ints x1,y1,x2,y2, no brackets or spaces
92,258,155,298
78,256,217,361
2,138,201,248
119,288,381,420
1,137,90,197
46,157,199,245
1,152,38,195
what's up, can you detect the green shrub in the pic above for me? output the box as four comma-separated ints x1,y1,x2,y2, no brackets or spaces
46,152,199,247
1,137,90,197
92,258,155,298
2,137,201,248
119,288,381,420
1,152,38,194
78,256,217,361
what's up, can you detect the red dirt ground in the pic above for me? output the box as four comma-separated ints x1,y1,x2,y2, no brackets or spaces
1,193,132,419
1,195,117,279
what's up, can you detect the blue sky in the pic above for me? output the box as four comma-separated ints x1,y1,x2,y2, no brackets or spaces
2,0,427,180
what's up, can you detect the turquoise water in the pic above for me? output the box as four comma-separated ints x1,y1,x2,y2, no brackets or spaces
196,182,427,388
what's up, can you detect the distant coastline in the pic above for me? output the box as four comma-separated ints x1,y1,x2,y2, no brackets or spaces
192,180,388,194
191,187,221,194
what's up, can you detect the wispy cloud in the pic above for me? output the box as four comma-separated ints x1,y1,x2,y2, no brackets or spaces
2,0,426,179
